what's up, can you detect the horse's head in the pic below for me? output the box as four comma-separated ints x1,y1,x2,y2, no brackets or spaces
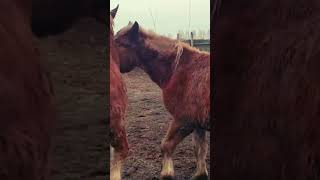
31,0,106,38
115,21,180,76
116,21,192,87
115,21,143,73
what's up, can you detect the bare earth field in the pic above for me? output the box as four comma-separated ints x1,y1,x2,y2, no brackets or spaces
36,19,210,180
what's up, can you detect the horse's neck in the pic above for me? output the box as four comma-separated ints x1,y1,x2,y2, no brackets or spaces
139,44,182,88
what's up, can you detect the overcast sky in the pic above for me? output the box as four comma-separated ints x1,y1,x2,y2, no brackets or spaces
110,0,210,37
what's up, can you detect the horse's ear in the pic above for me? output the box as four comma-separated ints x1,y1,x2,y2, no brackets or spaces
110,5,119,18
129,21,140,42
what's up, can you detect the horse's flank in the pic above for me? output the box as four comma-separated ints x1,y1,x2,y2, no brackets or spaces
163,49,210,125
163,45,210,123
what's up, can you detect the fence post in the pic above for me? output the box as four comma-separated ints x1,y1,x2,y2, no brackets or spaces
177,33,180,41
190,32,194,47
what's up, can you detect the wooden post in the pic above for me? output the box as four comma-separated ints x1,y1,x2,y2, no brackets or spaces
177,33,180,41
190,32,194,47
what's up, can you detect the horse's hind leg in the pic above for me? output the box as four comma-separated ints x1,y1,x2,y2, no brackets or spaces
110,124,129,180
191,129,208,180
160,120,193,180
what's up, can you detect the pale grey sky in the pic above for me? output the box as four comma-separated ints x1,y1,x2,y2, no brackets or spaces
110,0,210,37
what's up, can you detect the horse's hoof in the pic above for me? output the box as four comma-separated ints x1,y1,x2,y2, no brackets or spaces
191,173,208,180
161,175,176,180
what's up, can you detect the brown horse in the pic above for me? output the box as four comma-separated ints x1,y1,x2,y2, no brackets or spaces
115,22,210,180
0,1,104,179
109,6,129,180
214,0,320,179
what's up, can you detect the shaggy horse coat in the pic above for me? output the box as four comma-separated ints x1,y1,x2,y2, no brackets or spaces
109,6,129,180
213,0,320,179
0,0,105,179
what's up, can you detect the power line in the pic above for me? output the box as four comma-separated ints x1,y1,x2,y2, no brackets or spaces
148,7,157,32
188,0,192,39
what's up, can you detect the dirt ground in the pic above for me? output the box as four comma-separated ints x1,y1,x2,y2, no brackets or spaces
36,19,210,180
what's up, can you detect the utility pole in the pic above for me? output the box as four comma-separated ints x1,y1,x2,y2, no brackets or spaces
190,32,194,47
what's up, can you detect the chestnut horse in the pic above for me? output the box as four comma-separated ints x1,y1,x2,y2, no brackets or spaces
0,1,105,179
213,0,320,179
109,6,129,180
115,22,210,180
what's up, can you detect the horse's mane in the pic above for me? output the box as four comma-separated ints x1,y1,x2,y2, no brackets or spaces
140,27,209,54
142,30,209,70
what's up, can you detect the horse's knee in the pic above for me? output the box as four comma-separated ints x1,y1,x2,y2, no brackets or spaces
161,139,174,156
160,140,167,153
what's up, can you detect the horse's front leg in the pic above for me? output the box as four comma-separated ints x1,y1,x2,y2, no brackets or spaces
110,118,129,180
160,119,193,180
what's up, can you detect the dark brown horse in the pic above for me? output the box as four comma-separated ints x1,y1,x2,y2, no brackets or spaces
115,22,210,180
109,6,129,180
213,0,320,179
0,1,105,179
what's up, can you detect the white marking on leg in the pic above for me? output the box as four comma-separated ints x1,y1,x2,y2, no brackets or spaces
110,148,123,180
110,160,122,180
160,121,193,178
161,156,174,177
